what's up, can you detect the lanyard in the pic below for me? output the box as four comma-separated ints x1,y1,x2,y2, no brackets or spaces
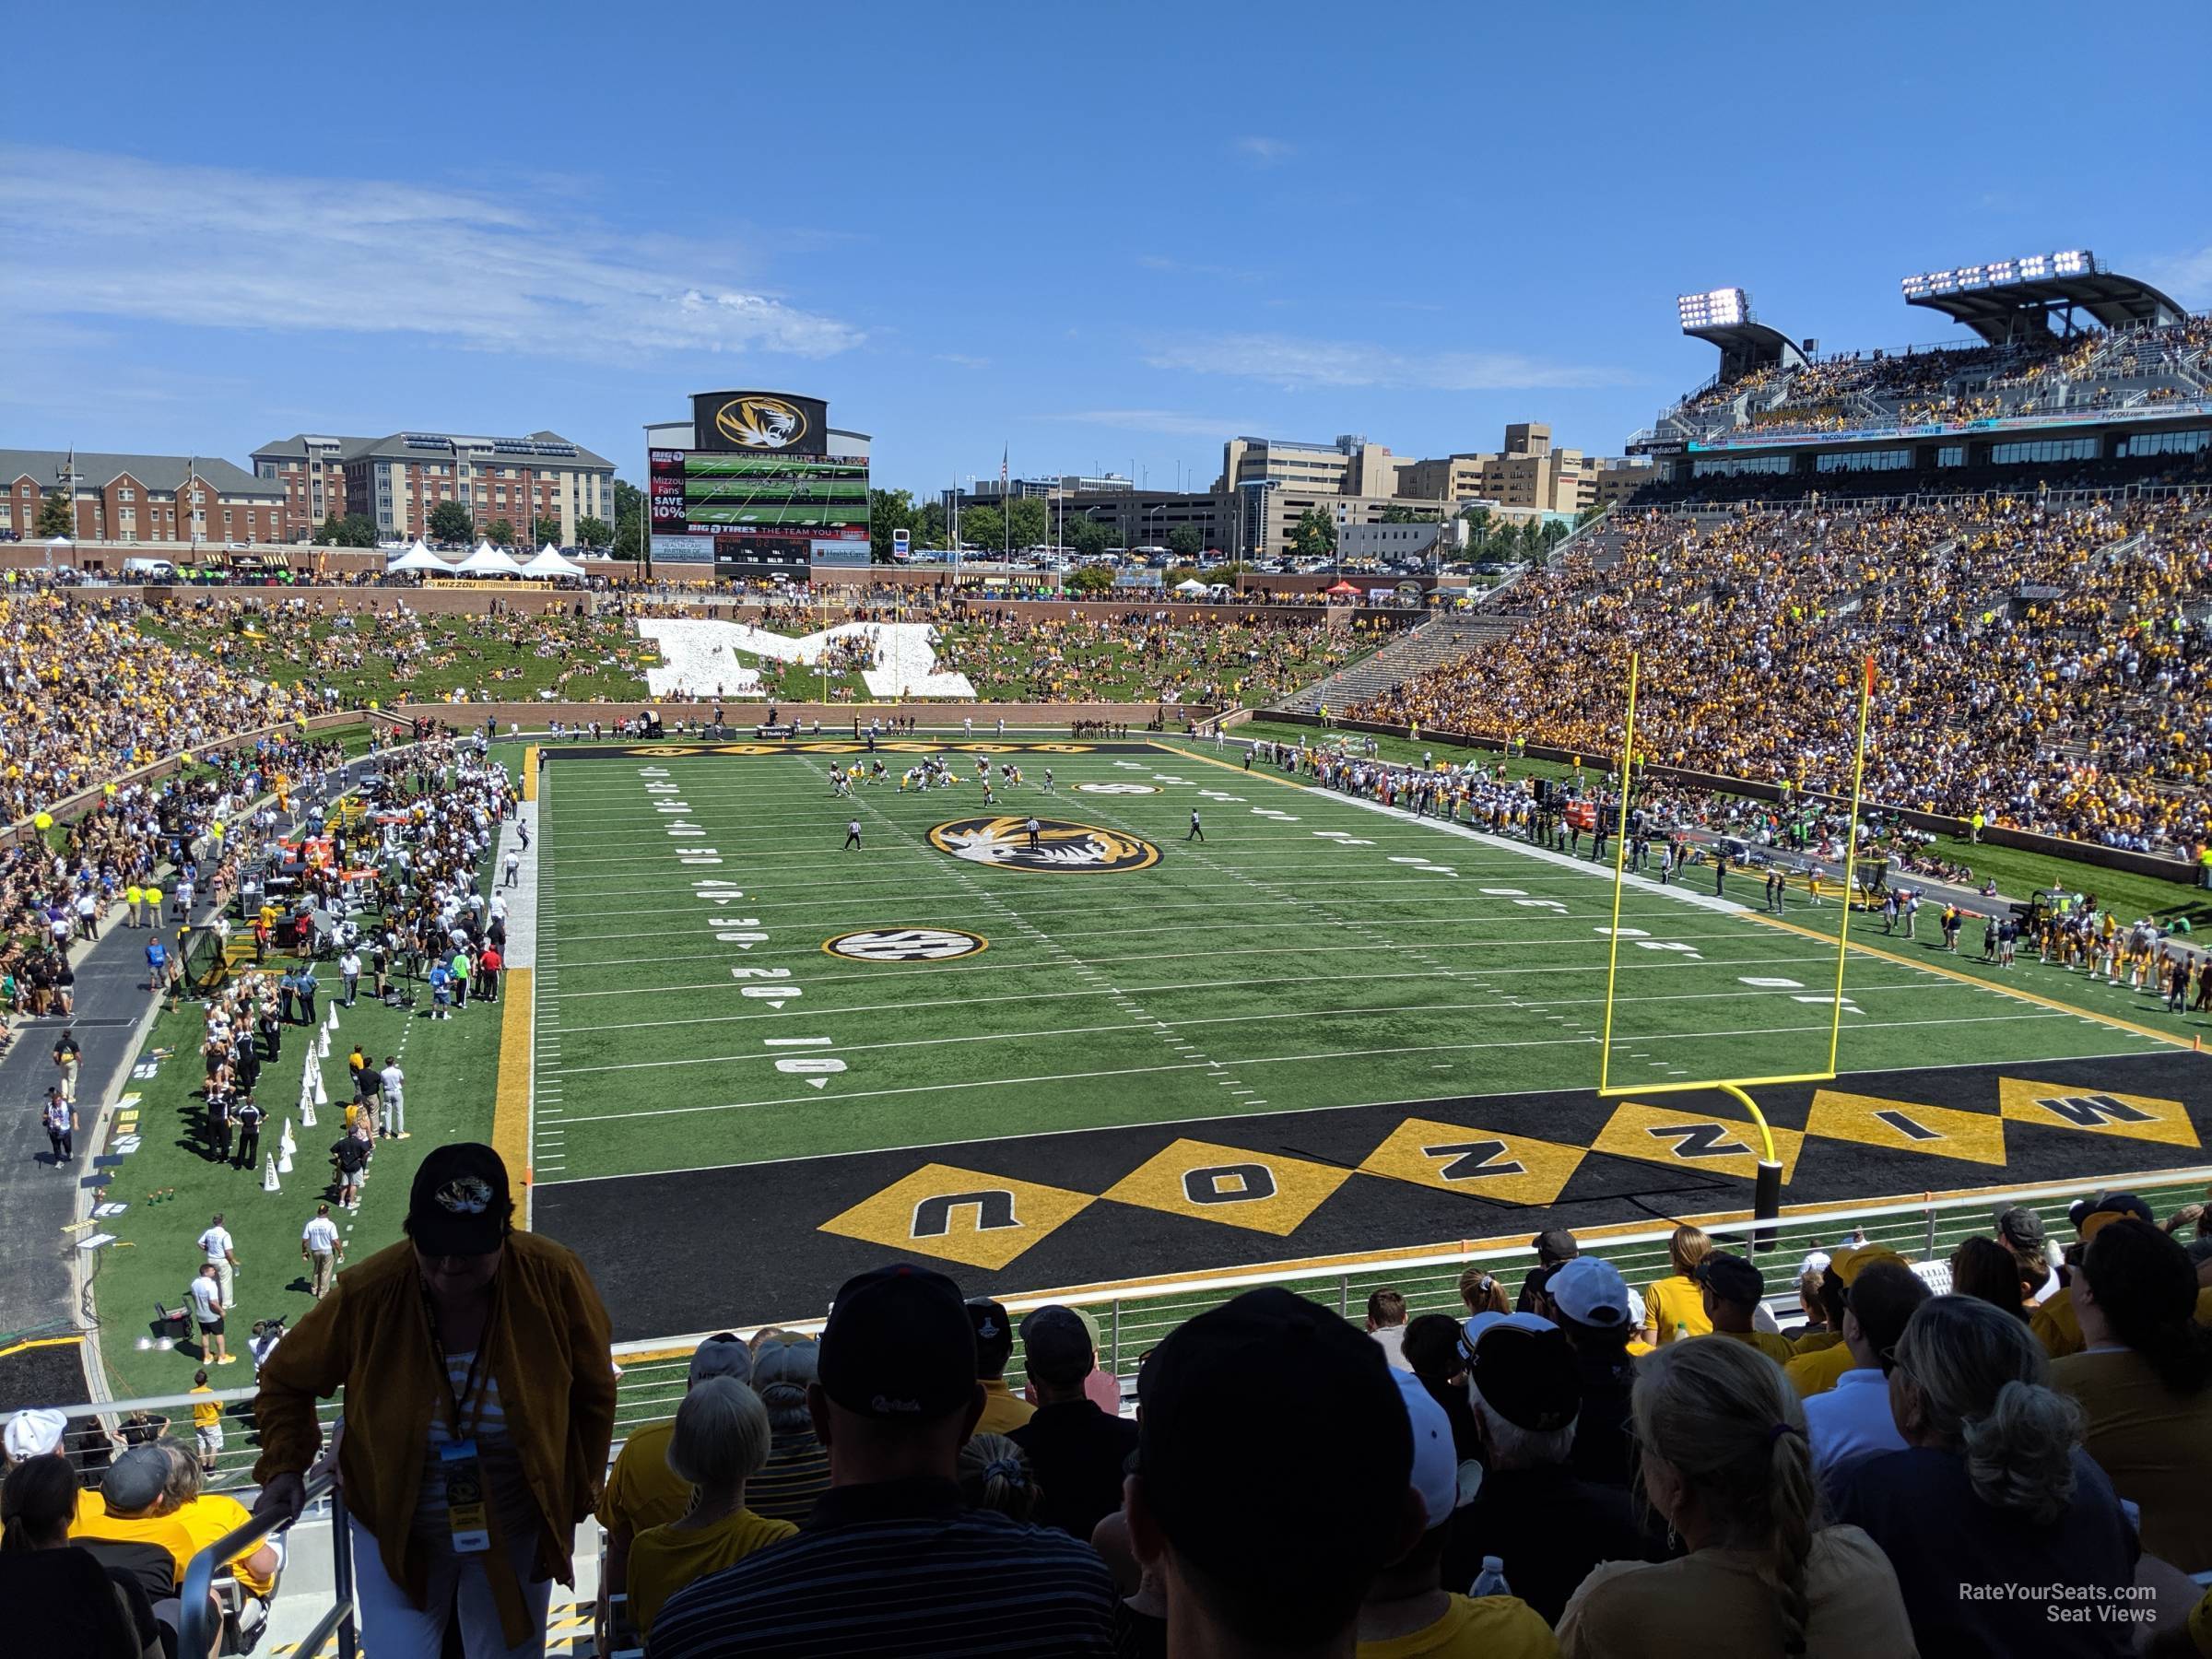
421,1277,502,1440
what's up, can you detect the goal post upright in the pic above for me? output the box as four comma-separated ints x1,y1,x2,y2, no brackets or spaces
1594,650,1640,1099
1593,653,1879,1249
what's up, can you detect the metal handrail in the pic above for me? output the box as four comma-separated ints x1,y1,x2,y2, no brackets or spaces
43,1171,2212,1468
179,1467,352,1659
619,1165,2212,1376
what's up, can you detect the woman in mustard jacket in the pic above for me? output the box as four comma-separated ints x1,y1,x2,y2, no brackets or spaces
253,1143,615,1658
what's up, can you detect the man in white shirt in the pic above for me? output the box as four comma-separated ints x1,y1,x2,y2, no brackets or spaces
188,1265,233,1366
300,1203,344,1300
196,1214,240,1309
1364,1288,1412,1371
380,1059,407,1138
338,948,362,1006
1805,1261,1931,1483
502,848,521,888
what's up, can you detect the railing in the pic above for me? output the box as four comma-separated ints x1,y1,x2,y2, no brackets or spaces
180,1468,352,1659
57,1169,2212,1477
1625,479,2212,520
34,1167,2212,1653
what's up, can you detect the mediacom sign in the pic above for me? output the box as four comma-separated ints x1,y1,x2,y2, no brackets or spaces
692,390,830,455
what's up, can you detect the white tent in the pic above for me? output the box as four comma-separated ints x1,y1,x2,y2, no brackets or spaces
456,544,525,577
388,545,449,574
1172,577,1209,595
520,545,589,580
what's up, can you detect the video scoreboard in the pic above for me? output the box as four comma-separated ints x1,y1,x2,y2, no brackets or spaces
649,449,871,574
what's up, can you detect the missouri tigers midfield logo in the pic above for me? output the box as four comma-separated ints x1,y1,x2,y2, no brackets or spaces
928,816,1160,873
825,928,987,962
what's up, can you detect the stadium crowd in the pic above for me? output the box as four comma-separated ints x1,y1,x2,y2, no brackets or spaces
1672,313,2212,434
930,610,1398,705
1354,493,2212,854
14,1178,2212,1656
2,720,359,1049
1,588,314,825
141,597,652,705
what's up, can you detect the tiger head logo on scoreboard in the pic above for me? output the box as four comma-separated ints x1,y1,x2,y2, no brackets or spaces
928,816,1160,873
713,394,808,451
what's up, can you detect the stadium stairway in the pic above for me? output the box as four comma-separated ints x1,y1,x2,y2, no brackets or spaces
1282,612,1522,714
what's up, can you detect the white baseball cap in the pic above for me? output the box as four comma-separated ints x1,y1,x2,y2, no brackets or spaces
5,1406,68,1462
1389,1369,1463,1530
1547,1258,1634,1329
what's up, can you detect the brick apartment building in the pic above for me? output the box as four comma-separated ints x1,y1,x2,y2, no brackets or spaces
251,429,615,543
0,449,286,546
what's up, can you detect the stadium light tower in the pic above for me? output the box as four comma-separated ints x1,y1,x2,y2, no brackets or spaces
1894,248,2178,346
1677,288,1749,332
1675,287,1806,386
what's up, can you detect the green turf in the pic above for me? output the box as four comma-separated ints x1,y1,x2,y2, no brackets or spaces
730,649,873,704
88,759,515,1406
529,740,2171,1187
931,623,1391,708
135,615,653,703
1223,721,2212,931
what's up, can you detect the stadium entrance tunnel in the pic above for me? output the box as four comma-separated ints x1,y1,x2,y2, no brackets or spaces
533,1048,2212,1339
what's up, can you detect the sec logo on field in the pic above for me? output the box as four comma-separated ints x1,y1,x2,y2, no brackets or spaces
824,928,988,963
928,816,1160,874
1073,782,1161,795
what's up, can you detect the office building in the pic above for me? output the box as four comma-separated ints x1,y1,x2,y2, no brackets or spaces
968,473,1135,500
251,429,615,542
1337,519,1466,562
1396,423,1653,516
1219,434,1402,499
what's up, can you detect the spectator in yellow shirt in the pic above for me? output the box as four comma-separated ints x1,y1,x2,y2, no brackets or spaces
625,1378,796,1635
1700,1254,1797,1364
188,1371,222,1476
1640,1225,1715,1346
1788,1245,1912,1398
72,1441,279,1600
968,1297,1034,1435
595,1333,755,1630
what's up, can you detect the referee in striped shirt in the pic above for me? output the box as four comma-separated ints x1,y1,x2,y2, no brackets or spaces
649,1263,1116,1657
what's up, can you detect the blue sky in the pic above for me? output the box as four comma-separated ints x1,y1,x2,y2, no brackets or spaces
5,1,2207,497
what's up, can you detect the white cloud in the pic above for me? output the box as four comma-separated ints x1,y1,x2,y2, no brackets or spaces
0,147,863,363
1142,332,1632,392
2145,243,2212,307
1034,409,1258,440
1232,135,1293,165
935,352,992,369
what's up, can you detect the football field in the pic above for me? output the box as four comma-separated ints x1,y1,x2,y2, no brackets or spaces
524,737,2206,1337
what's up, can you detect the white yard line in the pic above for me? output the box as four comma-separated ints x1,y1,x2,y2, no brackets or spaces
536,1014,2107,1186
547,1009,2072,1124
542,978,2041,1079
